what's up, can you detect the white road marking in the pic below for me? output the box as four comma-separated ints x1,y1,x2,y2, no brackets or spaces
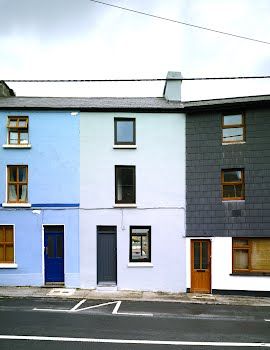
0,335,269,347
32,308,69,312
112,300,153,317
70,299,86,312
73,301,119,312
112,301,121,314
265,319,270,322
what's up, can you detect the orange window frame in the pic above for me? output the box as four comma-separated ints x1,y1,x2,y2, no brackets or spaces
222,113,245,143
7,116,29,145
222,169,245,200
7,165,28,203
232,238,250,273
0,225,14,263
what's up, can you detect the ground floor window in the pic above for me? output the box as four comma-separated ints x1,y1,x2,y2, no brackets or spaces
232,238,270,273
0,225,14,263
130,226,151,262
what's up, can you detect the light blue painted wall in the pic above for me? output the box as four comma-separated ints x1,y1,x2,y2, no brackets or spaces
0,110,80,286
80,112,186,292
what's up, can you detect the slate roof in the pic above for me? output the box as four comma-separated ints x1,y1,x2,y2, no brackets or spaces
0,94,270,111
183,94,270,111
0,97,184,111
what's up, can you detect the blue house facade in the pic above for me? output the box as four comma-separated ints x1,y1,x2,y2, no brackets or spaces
0,106,80,287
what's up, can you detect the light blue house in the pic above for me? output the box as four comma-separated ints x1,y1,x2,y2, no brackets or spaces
0,89,80,287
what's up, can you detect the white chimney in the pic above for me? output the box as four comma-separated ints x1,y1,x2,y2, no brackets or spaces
163,71,182,101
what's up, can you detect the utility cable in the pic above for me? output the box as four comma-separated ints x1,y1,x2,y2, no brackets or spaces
89,0,270,45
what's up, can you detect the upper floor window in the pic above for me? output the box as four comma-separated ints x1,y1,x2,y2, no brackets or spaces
130,226,151,262
0,225,14,263
233,238,270,273
222,113,245,143
222,169,244,200
7,165,28,203
115,165,135,204
114,118,136,145
7,117,29,145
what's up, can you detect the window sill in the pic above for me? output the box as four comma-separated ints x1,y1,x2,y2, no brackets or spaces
2,144,32,149
2,203,31,208
113,204,137,208
222,200,245,203
230,272,270,277
0,263,18,269
222,141,246,146
113,145,137,149
127,262,153,268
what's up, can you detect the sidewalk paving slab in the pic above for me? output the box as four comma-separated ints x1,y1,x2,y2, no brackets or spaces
0,286,270,306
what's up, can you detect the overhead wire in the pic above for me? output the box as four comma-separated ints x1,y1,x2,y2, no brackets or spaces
89,0,270,45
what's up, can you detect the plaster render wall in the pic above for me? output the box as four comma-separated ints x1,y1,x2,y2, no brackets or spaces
80,112,186,292
186,237,270,292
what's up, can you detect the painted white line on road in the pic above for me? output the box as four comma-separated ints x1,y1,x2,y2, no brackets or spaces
112,301,121,314
112,300,153,317
70,299,86,312
0,335,269,347
32,308,70,312
74,301,119,312
265,320,270,322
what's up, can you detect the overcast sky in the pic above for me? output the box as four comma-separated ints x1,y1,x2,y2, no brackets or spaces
0,0,269,100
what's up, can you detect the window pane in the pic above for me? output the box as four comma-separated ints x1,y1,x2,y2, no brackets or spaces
20,132,29,144
142,235,149,259
223,114,242,126
0,245,4,261
222,128,244,142
116,120,134,143
131,235,142,260
56,236,63,258
19,167,27,182
116,167,135,203
223,185,243,198
9,131,18,144
201,242,208,269
9,167,17,182
5,227,13,242
194,242,200,269
19,185,27,201
233,239,248,247
5,245,14,262
0,228,4,242
8,185,17,201
18,120,27,127
8,119,17,127
223,170,242,182
234,249,248,269
251,239,270,271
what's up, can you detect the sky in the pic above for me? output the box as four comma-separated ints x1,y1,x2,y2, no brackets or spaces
0,0,269,100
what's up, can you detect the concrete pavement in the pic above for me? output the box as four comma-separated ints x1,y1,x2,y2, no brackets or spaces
0,286,270,306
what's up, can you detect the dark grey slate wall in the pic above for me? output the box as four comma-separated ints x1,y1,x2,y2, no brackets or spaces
186,107,270,237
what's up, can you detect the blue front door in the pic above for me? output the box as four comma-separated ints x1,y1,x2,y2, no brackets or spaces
44,226,64,283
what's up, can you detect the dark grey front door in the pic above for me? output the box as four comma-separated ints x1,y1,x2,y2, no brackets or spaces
97,226,117,284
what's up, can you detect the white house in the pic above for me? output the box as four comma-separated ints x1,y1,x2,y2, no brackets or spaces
79,72,186,292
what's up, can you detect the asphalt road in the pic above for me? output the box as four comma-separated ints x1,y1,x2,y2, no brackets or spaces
0,297,269,349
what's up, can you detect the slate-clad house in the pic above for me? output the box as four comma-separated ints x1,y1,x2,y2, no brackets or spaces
0,95,80,287
185,96,270,295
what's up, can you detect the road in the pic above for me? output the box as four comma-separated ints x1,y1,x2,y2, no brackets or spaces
0,297,269,349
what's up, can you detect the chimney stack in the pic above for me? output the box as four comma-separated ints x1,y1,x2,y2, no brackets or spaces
163,71,182,101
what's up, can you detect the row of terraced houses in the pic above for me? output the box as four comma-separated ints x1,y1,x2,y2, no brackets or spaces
0,73,270,296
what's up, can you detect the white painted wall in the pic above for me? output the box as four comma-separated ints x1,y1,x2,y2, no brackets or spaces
80,112,186,292
186,237,270,292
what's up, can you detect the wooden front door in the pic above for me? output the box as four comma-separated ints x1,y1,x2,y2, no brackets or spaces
191,240,211,293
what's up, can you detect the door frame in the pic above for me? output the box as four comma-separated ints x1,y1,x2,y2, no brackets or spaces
42,224,65,285
96,226,117,285
190,239,212,293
